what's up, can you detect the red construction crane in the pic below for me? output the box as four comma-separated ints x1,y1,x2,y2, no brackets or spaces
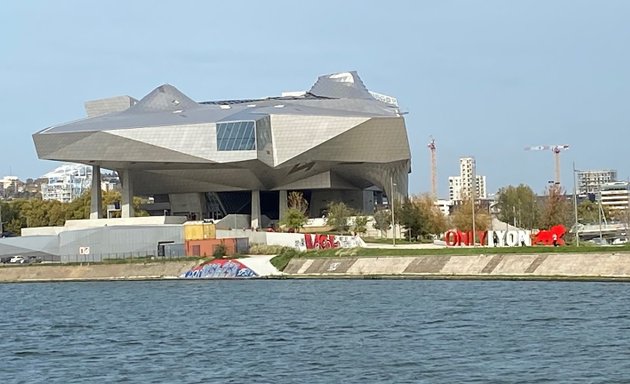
428,136,437,199
524,144,570,185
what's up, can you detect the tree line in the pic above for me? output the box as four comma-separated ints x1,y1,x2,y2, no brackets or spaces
0,190,147,236
1,184,619,239
279,184,623,241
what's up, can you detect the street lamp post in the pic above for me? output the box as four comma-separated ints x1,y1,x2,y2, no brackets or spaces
598,183,603,242
471,162,476,246
573,162,580,246
390,174,396,247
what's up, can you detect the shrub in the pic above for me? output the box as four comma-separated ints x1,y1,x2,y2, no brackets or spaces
270,247,302,271
326,201,353,233
213,243,227,258
279,208,308,233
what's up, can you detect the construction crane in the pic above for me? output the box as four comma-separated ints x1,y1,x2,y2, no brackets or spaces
428,136,437,200
524,144,570,185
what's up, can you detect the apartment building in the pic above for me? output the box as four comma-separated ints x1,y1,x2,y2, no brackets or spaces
577,170,617,196
448,157,487,201
599,181,630,211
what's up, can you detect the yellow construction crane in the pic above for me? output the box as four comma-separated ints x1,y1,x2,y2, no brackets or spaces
524,144,570,185
428,136,437,199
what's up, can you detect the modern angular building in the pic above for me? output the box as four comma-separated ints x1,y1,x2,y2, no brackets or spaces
33,71,411,228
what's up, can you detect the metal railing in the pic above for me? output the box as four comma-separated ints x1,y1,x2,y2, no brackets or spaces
1,251,189,266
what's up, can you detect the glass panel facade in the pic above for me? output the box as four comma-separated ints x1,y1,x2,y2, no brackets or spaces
216,121,256,151
255,116,271,150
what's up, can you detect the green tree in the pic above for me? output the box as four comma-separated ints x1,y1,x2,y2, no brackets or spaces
398,197,427,241
101,190,150,218
576,199,611,224
288,191,309,214
496,184,539,228
450,199,491,233
5,218,23,236
397,194,448,241
47,200,67,225
538,184,572,229
1,200,23,235
279,208,308,232
132,197,150,217
610,207,629,225
65,191,91,220
372,209,391,237
279,191,309,232
326,201,353,233
413,194,448,236
353,215,368,235
21,199,66,227
2,189,150,235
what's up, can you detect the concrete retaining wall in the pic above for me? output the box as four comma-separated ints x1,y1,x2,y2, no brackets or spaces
284,253,630,279
0,255,282,282
0,260,199,282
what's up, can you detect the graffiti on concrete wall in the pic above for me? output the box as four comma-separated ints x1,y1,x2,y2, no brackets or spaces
181,259,258,278
266,232,366,251
304,234,338,249
302,234,365,250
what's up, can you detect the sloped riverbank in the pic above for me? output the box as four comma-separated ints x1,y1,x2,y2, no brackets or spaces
282,252,630,281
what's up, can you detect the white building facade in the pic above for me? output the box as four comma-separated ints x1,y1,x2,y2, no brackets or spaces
41,164,93,203
434,198,453,216
577,170,617,196
599,181,630,211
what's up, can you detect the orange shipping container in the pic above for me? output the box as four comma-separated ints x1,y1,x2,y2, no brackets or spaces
183,222,216,241
186,238,237,257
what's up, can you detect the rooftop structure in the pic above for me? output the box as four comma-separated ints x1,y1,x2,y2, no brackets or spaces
33,72,411,227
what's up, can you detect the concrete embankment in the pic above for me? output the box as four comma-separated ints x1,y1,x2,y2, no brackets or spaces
5,253,630,282
283,252,630,280
0,260,199,283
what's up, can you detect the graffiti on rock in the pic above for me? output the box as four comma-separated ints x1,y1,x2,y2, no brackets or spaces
181,259,257,279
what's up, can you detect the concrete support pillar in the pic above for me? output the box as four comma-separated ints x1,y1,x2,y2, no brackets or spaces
90,165,102,219
121,170,135,218
251,190,261,229
279,190,288,221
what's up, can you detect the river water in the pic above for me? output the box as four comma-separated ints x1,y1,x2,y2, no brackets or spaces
1,280,629,383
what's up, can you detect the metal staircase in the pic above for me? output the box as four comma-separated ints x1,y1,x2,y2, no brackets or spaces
205,192,227,219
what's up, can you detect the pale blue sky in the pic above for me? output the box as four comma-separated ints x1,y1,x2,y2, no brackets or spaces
2,0,629,197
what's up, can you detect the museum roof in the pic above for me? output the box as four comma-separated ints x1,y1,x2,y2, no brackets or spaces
37,72,402,134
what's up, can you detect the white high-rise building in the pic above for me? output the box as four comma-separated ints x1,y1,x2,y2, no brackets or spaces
448,157,487,201
41,164,93,203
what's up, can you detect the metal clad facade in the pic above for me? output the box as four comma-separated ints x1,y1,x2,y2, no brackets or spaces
59,225,184,262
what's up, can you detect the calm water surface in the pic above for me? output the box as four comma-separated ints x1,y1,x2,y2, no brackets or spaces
1,280,629,383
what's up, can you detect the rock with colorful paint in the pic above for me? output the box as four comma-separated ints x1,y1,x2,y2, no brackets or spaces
181,259,258,279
